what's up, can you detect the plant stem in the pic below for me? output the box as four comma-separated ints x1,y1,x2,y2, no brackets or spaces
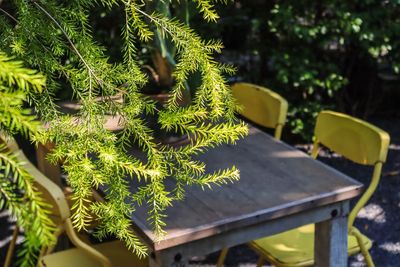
32,1,129,99
31,1,97,87
0,8,18,23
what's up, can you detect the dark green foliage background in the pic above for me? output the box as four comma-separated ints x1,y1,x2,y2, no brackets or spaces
195,0,400,140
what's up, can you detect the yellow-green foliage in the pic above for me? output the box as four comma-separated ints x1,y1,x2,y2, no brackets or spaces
0,52,55,267
0,0,247,261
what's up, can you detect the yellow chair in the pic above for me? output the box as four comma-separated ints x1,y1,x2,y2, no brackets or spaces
1,140,148,267
231,83,288,140
1,135,22,267
215,83,288,266
248,110,390,267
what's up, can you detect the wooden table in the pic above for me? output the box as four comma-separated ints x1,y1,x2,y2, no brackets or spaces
128,127,363,267
36,113,363,266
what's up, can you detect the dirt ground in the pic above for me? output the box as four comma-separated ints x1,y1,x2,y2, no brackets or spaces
1,116,400,266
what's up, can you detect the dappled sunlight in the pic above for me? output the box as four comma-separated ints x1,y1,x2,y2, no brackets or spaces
0,211,22,256
270,150,309,158
379,242,400,254
0,210,9,218
389,144,400,150
298,225,313,234
350,254,367,267
357,203,386,224
0,211,17,224
0,236,14,249
0,233,23,249
273,243,301,252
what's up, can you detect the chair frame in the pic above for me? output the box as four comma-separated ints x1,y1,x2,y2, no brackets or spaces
0,135,112,267
231,82,288,140
217,110,389,267
307,110,389,267
216,84,288,266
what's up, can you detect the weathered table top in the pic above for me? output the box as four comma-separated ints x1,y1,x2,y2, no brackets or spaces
129,126,363,251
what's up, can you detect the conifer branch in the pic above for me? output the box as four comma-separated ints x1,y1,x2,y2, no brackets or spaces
31,1,98,89
0,53,46,93
0,0,248,263
31,1,129,101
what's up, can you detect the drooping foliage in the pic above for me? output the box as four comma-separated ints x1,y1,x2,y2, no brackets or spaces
0,52,55,267
0,0,247,263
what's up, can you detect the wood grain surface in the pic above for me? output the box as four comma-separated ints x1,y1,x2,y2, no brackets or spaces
129,126,363,251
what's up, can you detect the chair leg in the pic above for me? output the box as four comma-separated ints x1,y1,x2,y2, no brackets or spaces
4,225,19,267
256,256,265,267
358,238,375,267
216,247,229,267
352,228,375,267
361,249,375,267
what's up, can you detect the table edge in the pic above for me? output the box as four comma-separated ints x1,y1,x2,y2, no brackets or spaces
136,183,362,251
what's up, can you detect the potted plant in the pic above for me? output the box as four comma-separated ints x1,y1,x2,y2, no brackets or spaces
139,0,197,143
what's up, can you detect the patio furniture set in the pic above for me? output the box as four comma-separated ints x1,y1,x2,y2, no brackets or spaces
3,83,390,267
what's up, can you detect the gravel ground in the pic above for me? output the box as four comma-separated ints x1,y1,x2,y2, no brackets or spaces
188,116,400,267
1,116,400,266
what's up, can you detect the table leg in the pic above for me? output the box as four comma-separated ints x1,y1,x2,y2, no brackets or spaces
314,215,348,267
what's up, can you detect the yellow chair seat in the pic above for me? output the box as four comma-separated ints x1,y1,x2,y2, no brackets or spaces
249,224,372,267
40,240,148,267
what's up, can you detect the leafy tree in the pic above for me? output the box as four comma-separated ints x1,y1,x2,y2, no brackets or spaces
0,52,55,267
0,0,247,264
268,1,400,139
208,0,400,140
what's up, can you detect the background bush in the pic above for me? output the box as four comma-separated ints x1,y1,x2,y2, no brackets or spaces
196,0,400,140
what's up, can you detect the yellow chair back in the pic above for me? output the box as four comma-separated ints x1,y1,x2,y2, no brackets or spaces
0,137,72,267
16,151,71,223
15,150,112,267
0,135,70,223
232,83,288,139
312,110,390,165
311,110,390,230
